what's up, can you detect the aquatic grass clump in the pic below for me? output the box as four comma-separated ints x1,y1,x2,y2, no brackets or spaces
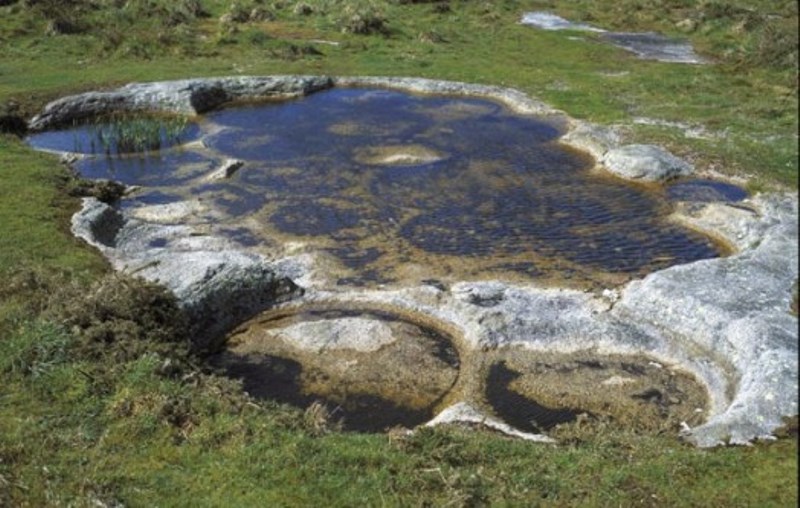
72,114,190,155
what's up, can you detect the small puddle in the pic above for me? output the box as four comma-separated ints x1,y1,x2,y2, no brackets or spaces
666,178,748,203
486,361,584,432
482,349,708,434
209,306,461,432
599,32,707,64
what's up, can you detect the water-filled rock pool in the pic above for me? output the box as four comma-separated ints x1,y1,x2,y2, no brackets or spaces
28,87,742,289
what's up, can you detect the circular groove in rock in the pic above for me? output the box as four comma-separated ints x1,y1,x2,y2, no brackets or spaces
480,349,710,435
211,304,464,432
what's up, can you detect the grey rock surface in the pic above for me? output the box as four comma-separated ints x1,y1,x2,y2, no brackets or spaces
271,317,398,353
29,75,334,131
128,200,207,223
72,198,301,352
561,121,621,160
206,158,245,181
603,144,693,182
615,193,799,446
426,402,557,442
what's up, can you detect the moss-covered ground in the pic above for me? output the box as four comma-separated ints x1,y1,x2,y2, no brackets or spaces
1,0,797,505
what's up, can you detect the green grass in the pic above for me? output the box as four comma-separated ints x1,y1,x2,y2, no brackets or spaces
0,136,106,276
1,318,796,505
2,1,795,185
69,114,191,154
0,0,797,505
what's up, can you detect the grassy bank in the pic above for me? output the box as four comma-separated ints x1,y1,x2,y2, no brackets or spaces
1,0,797,505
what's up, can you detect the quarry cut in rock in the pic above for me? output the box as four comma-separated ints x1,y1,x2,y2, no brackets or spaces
29,76,798,447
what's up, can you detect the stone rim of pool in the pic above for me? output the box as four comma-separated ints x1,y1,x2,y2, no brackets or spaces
28,76,798,447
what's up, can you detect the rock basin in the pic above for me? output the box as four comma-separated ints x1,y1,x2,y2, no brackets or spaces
210,305,461,432
30,84,725,289
26,76,798,446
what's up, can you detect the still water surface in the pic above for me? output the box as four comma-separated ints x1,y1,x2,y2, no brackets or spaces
28,88,740,287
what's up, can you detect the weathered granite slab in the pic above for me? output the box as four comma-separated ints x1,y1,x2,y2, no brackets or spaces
303,191,797,446
29,75,334,131
72,198,301,352
603,144,694,182
34,76,797,446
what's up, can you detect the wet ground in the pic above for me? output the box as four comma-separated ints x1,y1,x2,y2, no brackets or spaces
521,12,708,64
28,88,735,290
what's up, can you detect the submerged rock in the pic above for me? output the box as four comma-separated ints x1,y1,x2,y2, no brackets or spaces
128,200,207,223
214,305,461,432
206,158,245,181
353,144,444,166
271,317,399,353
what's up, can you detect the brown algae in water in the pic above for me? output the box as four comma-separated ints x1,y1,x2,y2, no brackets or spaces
200,88,723,286
482,350,709,435
210,308,461,432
